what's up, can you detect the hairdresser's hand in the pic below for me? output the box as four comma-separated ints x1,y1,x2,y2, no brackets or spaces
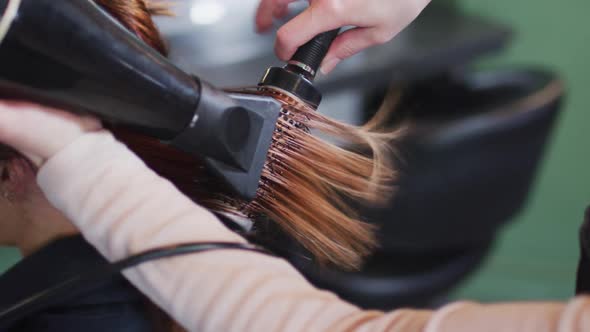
256,0,431,74
0,102,101,166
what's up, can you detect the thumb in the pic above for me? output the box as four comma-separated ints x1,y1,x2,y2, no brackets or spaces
275,1,342,60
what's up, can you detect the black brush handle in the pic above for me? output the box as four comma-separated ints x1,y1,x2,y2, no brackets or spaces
289,29,340,80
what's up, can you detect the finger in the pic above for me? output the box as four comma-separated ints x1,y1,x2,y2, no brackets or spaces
275,1,344,60
256,0,297,32
256,0,276,32
320,27,390,74
273,3,289,19
0,102,101,163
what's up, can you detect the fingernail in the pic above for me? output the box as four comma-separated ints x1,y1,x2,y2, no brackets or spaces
320,58,340,75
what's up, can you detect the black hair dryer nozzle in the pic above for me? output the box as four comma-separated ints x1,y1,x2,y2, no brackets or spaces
0,0,281,200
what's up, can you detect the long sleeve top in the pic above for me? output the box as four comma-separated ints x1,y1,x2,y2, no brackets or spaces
36,131,590,332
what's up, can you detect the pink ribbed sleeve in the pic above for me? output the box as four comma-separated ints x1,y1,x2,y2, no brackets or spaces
36,131,590,332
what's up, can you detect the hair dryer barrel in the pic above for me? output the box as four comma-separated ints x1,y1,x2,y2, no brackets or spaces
0,0,198,138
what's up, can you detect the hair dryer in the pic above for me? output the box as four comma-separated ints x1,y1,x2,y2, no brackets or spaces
0,0,282,200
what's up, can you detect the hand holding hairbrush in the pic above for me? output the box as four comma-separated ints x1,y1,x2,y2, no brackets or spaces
257,0,433,73
260,29,340,108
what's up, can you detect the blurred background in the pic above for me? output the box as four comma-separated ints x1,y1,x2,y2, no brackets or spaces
1,0,589,307
449,0,589,301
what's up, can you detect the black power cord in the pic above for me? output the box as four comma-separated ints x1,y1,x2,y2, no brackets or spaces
0,242,271,328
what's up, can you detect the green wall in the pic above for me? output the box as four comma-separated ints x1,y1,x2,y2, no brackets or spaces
0,247,19,272
452,0,590,301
